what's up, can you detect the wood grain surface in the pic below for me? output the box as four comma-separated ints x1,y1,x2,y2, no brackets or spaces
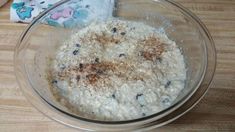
0,0,235,131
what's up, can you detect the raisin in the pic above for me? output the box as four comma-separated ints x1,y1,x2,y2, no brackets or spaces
119,54,125,57
76,43,81,47
112,94,116,98
95,58,99,63
162,98,170,104
165,81,171,88
136,93,143,100
112,27,117,33
73,50,79,55
120,32,126,35
79,63,83,69
40,1,45,4
52,80,57,84
161,96,171,106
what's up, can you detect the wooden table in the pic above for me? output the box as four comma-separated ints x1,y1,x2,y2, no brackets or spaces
0,0,235,131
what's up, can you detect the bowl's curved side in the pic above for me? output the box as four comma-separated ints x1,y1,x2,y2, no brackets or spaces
14,0,216,131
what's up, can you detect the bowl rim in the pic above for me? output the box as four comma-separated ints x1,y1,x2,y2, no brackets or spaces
14,0,217,130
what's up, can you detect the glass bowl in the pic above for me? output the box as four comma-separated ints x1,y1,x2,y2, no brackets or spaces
14,0,216,131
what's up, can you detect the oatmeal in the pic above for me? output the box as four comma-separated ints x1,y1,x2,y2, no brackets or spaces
47,19,187,121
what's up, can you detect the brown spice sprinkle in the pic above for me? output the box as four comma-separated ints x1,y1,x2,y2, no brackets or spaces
92,32,121,45
56,62,116,85
86,74,100,85
54,60,147,87
140,36,165,61
80,31,123,46
51,36,166,87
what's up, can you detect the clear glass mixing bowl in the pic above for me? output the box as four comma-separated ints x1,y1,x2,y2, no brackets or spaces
14,0,216,131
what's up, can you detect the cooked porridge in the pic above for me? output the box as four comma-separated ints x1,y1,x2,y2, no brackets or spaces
47,19,186,121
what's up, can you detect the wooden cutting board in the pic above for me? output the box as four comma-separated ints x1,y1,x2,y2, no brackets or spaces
0,0,235,131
